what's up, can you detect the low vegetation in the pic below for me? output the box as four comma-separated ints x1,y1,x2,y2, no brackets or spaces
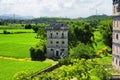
0,15,112,80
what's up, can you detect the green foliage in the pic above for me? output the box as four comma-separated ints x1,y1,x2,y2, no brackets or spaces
0,21,5,25
98,20,112,47
58,57,73,66
30,41,46,61
34,57,111,80
35,23,48,39
70,43,95,59
32,26,38,33
13,71,30,80
25,24,32,29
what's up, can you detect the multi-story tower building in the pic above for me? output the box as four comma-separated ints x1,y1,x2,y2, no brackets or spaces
112,0,120,71
45,22,69,59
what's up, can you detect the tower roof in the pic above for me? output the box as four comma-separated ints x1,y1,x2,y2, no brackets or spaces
45,22,69,30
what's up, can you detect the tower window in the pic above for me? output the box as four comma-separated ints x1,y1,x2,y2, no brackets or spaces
51,41,53,44
116,59,118,65
62,33,64,38
119,61,120,66
51,49,53,51
61,49,64,51
61,24,64,26
50,33,52,38
116,34,119,40
56,41,59,44
62,41,64,44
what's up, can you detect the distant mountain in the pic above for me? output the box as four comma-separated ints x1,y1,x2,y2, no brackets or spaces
85,14,112,20
0,14,34,20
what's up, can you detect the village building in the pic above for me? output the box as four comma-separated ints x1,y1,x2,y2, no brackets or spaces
45,22,69,59
112,0,120,71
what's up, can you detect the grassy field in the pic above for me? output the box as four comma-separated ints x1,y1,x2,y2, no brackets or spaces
0,33,40,58
0,58,52,80
0,28,56,80
0,29,34,33
0,24,24,29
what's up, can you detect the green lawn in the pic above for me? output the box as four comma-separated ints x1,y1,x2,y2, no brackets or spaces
0,58,52,80
0,33,40,58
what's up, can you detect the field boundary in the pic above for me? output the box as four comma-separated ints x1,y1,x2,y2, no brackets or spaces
29,63,59,79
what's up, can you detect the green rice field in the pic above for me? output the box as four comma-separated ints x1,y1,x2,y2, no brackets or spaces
0,58,52,80
0,32,40,58
0,28,54,80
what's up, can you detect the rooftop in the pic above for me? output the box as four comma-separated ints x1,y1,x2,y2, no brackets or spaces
45,22,69,30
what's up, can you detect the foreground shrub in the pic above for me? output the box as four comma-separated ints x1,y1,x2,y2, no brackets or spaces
33,59,111,80
58,57,73,66
13,71,30,80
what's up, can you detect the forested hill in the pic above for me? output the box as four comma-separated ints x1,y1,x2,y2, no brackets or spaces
0,15,111,24
85,15,112,20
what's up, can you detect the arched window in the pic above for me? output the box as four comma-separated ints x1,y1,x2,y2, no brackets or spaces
62,33,64,38
116,34,119,40
50,33,52,38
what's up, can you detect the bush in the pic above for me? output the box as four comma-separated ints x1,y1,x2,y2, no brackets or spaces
58,57,73,66
30,42,46,61
70,43,95,59
25,24,32,29
13,71,30,80
3,30,10,34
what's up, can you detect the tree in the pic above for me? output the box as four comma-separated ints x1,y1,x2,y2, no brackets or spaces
98,20,112,47
30,41,46,61
70,43,95,59
25,24,32,29
32,26,38,33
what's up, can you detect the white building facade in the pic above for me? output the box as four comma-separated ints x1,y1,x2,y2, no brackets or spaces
45,22,69,59
112,0,120,71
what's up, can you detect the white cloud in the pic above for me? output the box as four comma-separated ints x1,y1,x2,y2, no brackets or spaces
0,0,112,18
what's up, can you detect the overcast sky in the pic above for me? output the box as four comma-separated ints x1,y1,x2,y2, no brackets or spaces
0,0,112,18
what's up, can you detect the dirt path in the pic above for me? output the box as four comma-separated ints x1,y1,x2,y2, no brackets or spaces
0,56,57,65
0,56,31,61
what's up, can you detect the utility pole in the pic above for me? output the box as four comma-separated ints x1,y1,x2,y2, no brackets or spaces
13,14,15,24
96,9,97,16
